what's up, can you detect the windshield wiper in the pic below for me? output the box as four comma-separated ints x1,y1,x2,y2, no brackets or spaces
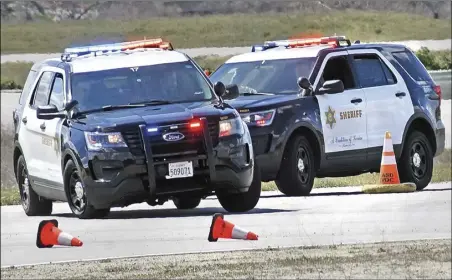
242,92,275,96
129,99,173,105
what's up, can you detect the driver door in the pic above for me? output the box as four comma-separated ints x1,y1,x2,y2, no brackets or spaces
313,52,368,168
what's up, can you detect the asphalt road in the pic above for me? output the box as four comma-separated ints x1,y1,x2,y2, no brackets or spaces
1,182,451,268
1,39,451,64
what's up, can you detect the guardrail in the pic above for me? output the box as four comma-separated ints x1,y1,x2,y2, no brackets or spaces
431,70,451,100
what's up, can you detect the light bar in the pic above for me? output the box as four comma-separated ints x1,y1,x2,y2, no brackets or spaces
251,35,350,52
61,38,174,61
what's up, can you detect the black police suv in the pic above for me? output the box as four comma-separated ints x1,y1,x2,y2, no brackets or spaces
209,35,445,196
12,40,260,219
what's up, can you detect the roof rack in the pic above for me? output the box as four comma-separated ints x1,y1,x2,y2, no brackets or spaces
61,38,174,62
251,35,351,52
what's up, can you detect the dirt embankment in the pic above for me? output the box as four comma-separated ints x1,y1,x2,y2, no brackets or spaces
1,0,450,23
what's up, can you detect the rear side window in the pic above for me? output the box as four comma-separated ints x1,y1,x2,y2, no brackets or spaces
353,54,396,88
391,50,432,82
19,70,38,105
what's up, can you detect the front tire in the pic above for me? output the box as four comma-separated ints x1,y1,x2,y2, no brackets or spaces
216,161,261,213
275,135,316,196
16,155,52,216
64,159,110,219
173,197,201,209
398,131,434,190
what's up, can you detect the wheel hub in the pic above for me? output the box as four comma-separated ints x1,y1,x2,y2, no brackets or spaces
74,182,84,199
297,158,305,172
412,152,421,168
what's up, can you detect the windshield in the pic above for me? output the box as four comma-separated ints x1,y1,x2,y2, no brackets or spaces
209,57,316,95
70,61,214,112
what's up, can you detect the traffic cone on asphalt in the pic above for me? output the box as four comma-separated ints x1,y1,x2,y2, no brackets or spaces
362,131,416,194
36,219,83,248
208,213,258,242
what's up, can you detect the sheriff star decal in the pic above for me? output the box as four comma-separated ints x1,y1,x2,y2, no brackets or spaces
325,106,336,129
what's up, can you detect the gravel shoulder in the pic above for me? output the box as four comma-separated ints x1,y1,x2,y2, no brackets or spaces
2,239,450,279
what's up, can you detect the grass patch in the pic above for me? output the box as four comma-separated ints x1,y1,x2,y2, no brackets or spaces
2,239,450,279
262,149,451,192
1,11,451,54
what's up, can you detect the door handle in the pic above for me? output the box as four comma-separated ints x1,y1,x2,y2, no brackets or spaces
22,117,27,124
40,122,46,130
351,98,362,104
395,92,406,97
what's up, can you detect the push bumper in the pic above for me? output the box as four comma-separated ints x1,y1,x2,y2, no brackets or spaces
84,118,254,209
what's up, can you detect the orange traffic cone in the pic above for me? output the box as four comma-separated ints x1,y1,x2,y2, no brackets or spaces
208,213,258,242
362,131,416,194
379,131,400,184
36,219,83,248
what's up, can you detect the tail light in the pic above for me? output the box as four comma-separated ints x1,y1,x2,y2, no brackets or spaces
433,85,442,105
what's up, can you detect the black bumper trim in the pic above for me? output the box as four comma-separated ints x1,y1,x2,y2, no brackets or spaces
139,124,156,194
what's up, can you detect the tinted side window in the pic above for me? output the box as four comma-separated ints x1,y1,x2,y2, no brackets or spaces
48,74,64,110
353,54,392,88
391,50,432,82
32,71,54,107
19,70,38,105
321,55,356,90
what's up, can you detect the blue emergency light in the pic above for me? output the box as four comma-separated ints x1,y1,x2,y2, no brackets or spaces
61,38,174,61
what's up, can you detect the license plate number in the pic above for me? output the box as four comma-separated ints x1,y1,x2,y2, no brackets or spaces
166,161,193,179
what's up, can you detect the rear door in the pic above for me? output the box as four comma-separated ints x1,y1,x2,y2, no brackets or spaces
348,49,414,160
312,51,368,169
19,70,55,186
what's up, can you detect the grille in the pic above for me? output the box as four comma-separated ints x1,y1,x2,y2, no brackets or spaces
122,119,219,160
122,129,145,158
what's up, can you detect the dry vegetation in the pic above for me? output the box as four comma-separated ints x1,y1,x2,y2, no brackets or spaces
1,239,450,279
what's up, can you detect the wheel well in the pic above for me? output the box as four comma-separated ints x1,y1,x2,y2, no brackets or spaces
405,118,436,154
13,147,22,179
284,126,321,171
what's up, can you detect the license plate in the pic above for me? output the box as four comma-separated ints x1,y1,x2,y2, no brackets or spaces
166,161,194,179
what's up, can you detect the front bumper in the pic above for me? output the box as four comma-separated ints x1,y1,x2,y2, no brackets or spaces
83,118,254,209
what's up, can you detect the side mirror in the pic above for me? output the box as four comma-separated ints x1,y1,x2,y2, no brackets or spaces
214,81,226,97
36,104,66,120
317,80,344,95
297,76,313,96
223,84,240,100
297,77,311,90
64,99,78,111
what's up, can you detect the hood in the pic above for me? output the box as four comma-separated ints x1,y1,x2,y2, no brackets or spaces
73,101,229,131
226,94,299,110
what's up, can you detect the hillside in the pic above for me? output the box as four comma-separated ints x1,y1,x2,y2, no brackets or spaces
1,0,450,23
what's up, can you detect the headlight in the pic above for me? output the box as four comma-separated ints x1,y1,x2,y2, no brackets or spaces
84,131,127,151
241,109,276,127
219,117,244,137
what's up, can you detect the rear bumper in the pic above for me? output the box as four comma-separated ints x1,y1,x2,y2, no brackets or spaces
82,118,254,209
435,121,445,157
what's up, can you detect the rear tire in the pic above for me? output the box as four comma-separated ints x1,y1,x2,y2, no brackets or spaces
64,159,110,219
173,197,201,209
398,131,434,190
216,161,261,213
16,155,53,216
275,135,316,196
